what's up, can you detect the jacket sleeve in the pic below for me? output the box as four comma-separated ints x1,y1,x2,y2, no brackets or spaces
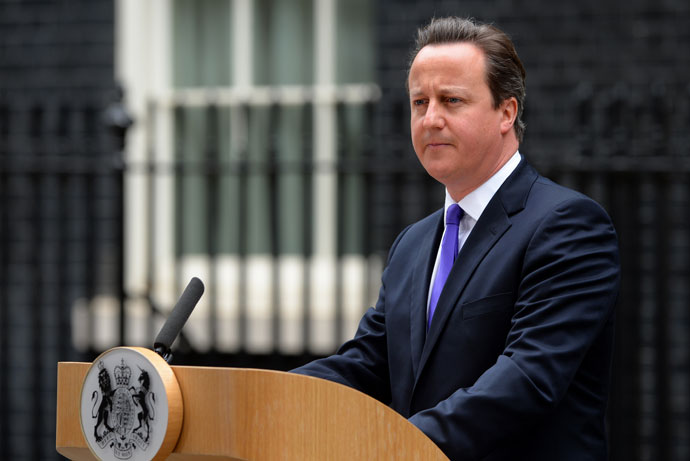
409,197,620,460
289,225,414,405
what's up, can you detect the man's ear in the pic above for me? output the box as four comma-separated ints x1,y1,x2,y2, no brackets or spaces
499,97,518,135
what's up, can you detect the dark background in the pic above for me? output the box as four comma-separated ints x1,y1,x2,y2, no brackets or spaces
1,0,689,459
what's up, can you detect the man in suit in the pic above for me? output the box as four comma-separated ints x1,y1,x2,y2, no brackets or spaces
293,16,620,461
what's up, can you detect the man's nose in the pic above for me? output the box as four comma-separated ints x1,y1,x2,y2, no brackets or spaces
422,100,445,129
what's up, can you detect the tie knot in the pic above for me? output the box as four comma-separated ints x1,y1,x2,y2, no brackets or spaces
446,204,463,226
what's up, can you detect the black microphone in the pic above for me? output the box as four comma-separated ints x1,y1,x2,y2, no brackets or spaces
153,277,205,363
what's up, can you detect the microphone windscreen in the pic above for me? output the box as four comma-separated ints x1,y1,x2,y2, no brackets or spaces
153,277,205,350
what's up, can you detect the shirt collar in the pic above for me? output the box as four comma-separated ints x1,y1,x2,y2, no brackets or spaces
444,150,522,222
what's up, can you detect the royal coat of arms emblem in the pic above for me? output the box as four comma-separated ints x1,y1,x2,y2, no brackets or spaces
80,347,180,461
91,358,156,457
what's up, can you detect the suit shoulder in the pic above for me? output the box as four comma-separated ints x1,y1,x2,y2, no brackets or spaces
530,176,611,217
385,209,442,259
407,209,443,239
532,175,587,201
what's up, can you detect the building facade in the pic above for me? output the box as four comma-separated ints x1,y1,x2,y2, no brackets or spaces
1,0,689,459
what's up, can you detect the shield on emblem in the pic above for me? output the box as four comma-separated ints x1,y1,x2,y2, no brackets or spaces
113,387,135,438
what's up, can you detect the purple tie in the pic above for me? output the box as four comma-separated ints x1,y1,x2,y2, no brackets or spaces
428,204,463,330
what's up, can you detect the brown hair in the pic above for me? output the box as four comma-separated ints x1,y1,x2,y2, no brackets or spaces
409,17,527,142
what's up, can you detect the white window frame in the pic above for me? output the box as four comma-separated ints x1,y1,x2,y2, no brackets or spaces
99,0,382,355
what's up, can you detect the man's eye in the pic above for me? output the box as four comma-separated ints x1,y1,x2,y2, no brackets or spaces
446,97,461,103
413,99,426,106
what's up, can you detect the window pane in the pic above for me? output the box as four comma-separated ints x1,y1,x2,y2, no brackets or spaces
173,0,232,87
336,0,375,84
253,0,314,85
277,106,308,255
217,107,241,254
339,103,371,255
175,107,209,255
246,106,272,254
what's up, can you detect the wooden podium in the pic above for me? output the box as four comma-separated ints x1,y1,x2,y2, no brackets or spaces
56,359,448,460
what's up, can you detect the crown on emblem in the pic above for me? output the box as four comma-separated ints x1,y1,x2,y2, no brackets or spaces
114,358,131,386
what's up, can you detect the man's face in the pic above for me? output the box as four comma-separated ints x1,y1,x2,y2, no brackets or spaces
408,42,516,200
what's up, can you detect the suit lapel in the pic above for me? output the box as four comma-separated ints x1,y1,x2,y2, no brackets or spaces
416,202,512,376
409,209,444,378
413,159,539,383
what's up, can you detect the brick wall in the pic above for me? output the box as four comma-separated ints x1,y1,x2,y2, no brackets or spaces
0,1,117,459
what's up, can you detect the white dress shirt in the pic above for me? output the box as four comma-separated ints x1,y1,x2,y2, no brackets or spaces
426,151,522,314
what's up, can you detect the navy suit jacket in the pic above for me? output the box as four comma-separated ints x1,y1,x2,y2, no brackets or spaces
293,159,620,461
